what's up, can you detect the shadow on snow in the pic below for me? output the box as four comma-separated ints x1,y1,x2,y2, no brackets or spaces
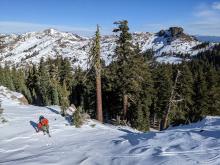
46,107,73,125
29,120,38,132
113,128,156,146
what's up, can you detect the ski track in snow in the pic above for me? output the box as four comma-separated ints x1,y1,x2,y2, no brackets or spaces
1,89,220,164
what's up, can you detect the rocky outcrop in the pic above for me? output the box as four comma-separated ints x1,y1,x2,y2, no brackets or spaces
158,30,166,37
158,27,196,42
169,27,184,37
18,97,29,105
0,86,29,105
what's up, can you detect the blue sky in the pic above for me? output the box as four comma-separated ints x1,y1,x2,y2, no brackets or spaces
0,0,220,36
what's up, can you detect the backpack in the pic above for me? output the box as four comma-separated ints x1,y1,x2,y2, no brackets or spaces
41,118,49,126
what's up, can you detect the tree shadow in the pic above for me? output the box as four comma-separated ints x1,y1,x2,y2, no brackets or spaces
113,128,156,146
191,129,220,139
46,107,60,114
46,107,73,125
65,114,73,125
30,120,38,132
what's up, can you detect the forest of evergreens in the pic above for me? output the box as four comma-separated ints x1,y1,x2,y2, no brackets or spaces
0,21,220,131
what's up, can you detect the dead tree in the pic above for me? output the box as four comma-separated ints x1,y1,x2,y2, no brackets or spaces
161,70,182,130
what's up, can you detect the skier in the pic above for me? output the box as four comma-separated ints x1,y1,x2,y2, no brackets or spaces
37,115,50,136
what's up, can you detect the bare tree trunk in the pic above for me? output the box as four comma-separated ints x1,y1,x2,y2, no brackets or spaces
123,94,128,121
96,72,103,123
161,70,181,130
153,113,157,127
105,95,110,122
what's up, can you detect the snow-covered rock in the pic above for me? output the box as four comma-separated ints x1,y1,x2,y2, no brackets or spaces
0,86,28,104
0,27,214,68
0,88,220,164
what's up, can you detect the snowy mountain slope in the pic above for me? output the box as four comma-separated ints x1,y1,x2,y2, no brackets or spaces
1,87,220,165
0,27,214,68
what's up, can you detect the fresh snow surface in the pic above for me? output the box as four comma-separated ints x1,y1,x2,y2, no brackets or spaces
1,88,220,165
0,86,24,100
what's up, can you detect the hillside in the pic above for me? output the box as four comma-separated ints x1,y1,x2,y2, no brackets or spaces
1,87,220,165
0,27,214,68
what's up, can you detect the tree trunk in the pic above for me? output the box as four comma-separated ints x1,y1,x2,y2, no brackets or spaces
123,94,128,121
96,72,103,122
105,95,110,122
161,70,181,130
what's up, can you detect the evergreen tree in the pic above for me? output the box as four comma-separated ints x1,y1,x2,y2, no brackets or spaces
17,69,32,103
192,67,208,122
59,57,73,90
127,47,153,131
50,83,59,105
73,106,83,127
205,66,220,115
3,64,15,91
172,63,194,125
113,20,134,120
38,58,51,105
153,65,172,129
26,64,40,104
0,66,4,85
59,81,70,116
90,25,103,122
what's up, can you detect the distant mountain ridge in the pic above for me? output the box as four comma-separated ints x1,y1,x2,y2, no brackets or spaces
196,35,220,43
0,27,215,68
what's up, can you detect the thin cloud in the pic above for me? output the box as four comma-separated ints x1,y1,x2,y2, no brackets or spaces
188,1,220,36
212,2,220,10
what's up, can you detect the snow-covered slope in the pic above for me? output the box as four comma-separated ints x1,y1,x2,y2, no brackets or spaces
0,86,28,104
1,87,220,165
0,27,214,68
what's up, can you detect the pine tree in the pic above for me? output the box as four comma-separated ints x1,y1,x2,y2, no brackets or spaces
11,66,20,91
59,57,73,90
90,25,103,122
48,63,60,105
153,65,172,129
0,66,4,85
18,69,32,103
3,64,15,91
192,67,208,122
127,46,153,130
26,64,40,104
73,106,83,127
50,84,59,105
172,63,194,125
205,66,220,115
38,58,51,105
162,69,181,129
113,20,133,121
112,20,153,130
59,81,70,116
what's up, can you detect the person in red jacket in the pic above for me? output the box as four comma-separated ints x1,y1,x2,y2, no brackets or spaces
37,115,49,134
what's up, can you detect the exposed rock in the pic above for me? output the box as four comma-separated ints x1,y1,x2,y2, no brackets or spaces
18,97,29,105
169,27,184,37
158,30,166,37
167,27,195,41
0,86,29,105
